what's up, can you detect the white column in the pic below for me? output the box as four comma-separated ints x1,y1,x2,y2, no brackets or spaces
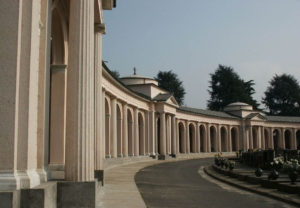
160,113,166,155
207,124,211,153
134,108,139,156
102,90,107,159
281,128,286,149
176,120,180,154
261,126,265,150
196,124,200,153
258,126,262,149
270,128,274,149
249,126,253,149
292,129,297,150
94,23,105,171
65,0,95,182
240,123,247,151
217,125,221,152
149,110,155,155
122,104,128,157
186,121,190,153
0,0,43,190
110,98,117,158
171,116,177,155
228,126,232,152
145,110,149,155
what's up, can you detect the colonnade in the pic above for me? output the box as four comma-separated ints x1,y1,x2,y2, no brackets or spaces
176,122,240,154
103,91,156,158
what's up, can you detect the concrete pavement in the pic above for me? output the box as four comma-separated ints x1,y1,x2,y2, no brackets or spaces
97,153,234,208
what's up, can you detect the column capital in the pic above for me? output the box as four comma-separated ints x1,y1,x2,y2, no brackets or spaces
95,23,106,34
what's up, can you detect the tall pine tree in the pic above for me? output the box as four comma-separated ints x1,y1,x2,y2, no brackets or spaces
208,65,259,111
262,74,300,116
155,70,186,106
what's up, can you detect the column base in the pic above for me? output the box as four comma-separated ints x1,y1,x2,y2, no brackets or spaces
94,170,104,186
118,154,123,158
57,180,100,208
36,169,47,183
48,164,65,180
158,154,171,160
0,170,41,191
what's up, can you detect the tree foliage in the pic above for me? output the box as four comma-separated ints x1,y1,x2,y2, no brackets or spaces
110,70,120,79
208,65,259,111
262,74,300,116
155,70,186,105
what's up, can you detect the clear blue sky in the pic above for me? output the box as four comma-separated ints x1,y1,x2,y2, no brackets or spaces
103,0,300,109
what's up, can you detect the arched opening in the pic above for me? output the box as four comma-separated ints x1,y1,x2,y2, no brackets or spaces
138,113,145,155
252,128,258,149
264,129,270,149
210,126,217,152
157,117,161,155
220,127,227,152
297,130,300,150
231,127,238,151
50,9,67,64
105,99,111,157
273,129,280,151
200,125,206,152
117,105,122,157
284,130,291,150
127,109,134,156
189,124,196,153
48,7,68,177
178,122,185,153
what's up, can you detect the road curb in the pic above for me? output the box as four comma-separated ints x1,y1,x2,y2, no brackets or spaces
204,166,300,207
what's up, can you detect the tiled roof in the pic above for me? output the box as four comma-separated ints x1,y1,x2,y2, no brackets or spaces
266,116,300,123
178,106,238,119
153,93,173,101
245,113,266,120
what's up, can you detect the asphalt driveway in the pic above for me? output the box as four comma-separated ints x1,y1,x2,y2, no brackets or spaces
135,158,295,208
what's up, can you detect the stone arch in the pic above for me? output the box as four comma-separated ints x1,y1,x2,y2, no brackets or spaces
178,122,185,153
105,98,111,157
199,125,206,152
231,127,239,151
127,108,134,156
264,129,270,149
252,127,259,149
273,129,280,150
297,130,300,150
48,3,69,176
138,112,145,155
51,6,68,65
220,126,228,152
284,129,292,150
210,126,217,152
116,104,122,157
189,123,196,153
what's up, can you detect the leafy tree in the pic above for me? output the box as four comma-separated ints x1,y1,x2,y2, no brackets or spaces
155,70,186,105
208,65,259,111
110,70,120,79
262,74,300,116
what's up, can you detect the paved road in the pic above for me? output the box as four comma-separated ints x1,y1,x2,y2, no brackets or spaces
135,159,294,208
